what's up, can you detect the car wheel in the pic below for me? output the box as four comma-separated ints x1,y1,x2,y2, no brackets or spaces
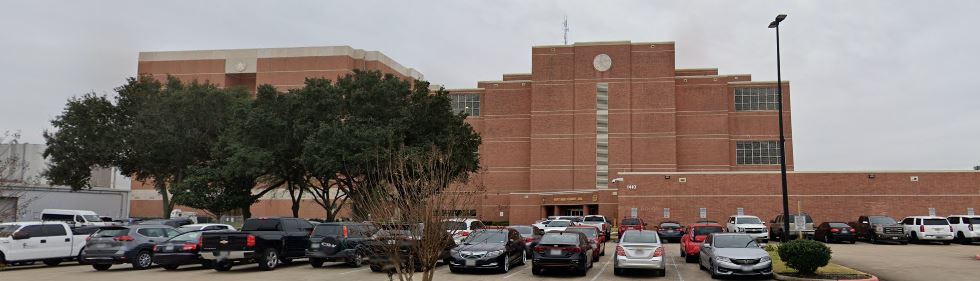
92,264,112,271
869,234,877,244
958,232,970,245
698,258,706,271
310,258,325,268
680,248,685,257
710,263,721,279
825,234,833,243
349,252,364,268
517,250,526,266
369,264,383,272
132,251,152,270
942,241,951,245
658,269,667,277
614,267,623,276
500,254,510,273
213,261,233,272
256,248,279,271
43,259,62,266
76,248,86,264
588,254,594,269
163,265,179,270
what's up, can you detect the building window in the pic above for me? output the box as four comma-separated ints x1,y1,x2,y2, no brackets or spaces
449,94,480,116
595,83,609,189
735,141,782,165
734,88,779,111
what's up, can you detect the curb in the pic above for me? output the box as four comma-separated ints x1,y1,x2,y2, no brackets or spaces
774,273,879,281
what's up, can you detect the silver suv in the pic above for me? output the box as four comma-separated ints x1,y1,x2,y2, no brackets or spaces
80,225,180,270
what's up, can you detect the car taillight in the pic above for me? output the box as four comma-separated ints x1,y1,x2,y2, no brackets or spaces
831,228,840,233
524,237,534,242
564,247,582,253
920,225,925,232
114,235,134,242
533,246,546,253
246,234,256,248
950,225,954,232
616,246,626,256
182,243,197,251
343,226,349,238
197,235,203,250
460,231,470,237
653,247,664,257
152,245,158,252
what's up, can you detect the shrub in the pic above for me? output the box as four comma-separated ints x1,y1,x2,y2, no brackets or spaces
763,243,779,252
777,239,831,274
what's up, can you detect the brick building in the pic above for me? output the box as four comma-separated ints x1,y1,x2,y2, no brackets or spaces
132,41,979,224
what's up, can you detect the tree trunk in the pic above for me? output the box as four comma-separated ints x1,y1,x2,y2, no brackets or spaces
155,179,172,218
241,206,252,219
288,181,302,218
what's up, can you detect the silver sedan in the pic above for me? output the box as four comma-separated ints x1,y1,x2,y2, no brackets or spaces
698,233,773,278
613,229,666,276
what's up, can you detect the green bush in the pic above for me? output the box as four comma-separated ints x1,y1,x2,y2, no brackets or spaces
777,239,831,274
763,243,779,252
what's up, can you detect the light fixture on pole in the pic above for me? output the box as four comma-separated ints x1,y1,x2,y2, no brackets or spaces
768,14,791,243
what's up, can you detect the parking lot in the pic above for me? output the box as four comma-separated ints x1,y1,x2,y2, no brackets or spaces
5,242,979,281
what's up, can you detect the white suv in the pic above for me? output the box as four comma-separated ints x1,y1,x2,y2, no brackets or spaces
726,215,769,242
946,215,980,244
443,218,485,244
900,216,953,244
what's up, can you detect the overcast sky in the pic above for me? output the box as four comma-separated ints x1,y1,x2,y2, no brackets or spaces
1,1,978,171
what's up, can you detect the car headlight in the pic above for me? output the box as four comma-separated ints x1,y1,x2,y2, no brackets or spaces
714,256,731,263
487,250,505,257
875,226,884,232
760,256,771,262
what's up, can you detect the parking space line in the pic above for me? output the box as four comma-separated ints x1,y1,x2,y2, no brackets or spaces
502,265,529,279
668,255,685,281
589,257,613,281
338,268,369,275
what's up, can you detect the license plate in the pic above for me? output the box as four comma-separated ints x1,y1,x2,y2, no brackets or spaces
891,237,898,240
166,246,174,251
934,228,944,232
465,259,476,267
550,249,562,256
634,250,645,256
741,265,753,272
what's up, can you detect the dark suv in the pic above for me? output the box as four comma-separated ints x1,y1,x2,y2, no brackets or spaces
81,225,180,270
307,222,375,268
531,231,594,276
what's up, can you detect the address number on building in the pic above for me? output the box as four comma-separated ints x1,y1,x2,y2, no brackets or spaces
626,184,638,190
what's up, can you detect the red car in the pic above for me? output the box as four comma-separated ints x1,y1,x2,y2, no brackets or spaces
679,222,725,263
618,217,646,240
565,226,604,261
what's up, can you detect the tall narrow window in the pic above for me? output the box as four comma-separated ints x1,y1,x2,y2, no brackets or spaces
734,88,779,111
596,84,609,189
449,94,480,116
735,140,782,165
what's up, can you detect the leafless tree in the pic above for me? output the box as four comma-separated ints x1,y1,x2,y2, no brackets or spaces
0,131,39,223
355,146,484,281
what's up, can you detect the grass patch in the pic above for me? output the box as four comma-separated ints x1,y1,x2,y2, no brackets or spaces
767,248,870,280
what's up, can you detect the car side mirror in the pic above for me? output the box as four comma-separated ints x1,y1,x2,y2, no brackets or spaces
12,231,30,240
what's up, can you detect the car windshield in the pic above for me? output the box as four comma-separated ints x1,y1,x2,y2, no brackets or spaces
584,216,604,222
567,228,597,238
242,219,280,231
314,224,344,236
546,221,571,227
177,226,202,233
694,226,724,236
659,223,681,228
0,225,20,237
869,217,897,225
713,235,758,248
622,231,659,243
622,218,641,225
736,217,762,224
539,233,580,245
786,215,813,223
923,219,949,225
510,226,533,235
464,231,507,244
94,228,129,238
82,215,100,222
169,231,202,243
443,222,467,231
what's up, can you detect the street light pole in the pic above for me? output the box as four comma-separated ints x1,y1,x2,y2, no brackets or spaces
769,14,790,243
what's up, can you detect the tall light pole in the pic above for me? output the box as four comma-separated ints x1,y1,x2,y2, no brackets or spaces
769,14,790,242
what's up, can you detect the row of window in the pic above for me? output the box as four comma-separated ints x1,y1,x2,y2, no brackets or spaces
735,140,783,165
449,87,779,117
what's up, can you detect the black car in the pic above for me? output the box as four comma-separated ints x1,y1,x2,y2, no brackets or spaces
531,231,594,276
152,230,212,270
814,222,857,244
656,221,685,243
308,222,375,268
509,225,542,256
448,228,527,273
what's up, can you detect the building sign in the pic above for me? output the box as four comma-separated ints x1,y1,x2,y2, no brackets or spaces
699,208,707,219
630,208,638,217
592,194,598,202
794,216,806,231
928,208,936,217
737,208,744,216
552,196,584,202
626,184,638,190
663,208,670,219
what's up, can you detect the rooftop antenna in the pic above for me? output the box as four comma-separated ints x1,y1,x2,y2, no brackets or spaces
563,15,570,45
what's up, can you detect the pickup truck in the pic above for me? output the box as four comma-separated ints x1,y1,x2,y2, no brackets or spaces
580,215,612,241
200,217,314,271
849,215,907,244
0,221,88,267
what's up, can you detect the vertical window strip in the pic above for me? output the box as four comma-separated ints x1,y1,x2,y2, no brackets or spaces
596,83,609,189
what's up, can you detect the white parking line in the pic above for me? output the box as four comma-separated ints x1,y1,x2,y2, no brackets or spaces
589,257,613,281
668,255,685,281
502,265,529,279
339,268,369,275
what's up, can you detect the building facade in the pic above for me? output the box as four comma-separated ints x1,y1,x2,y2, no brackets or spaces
131,41,978,224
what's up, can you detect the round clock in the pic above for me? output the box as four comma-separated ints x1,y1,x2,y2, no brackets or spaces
593,53,612,72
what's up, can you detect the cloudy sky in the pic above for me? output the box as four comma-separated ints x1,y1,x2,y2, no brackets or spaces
1,1,978,171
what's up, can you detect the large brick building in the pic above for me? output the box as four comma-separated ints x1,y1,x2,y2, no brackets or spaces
132,41,979,225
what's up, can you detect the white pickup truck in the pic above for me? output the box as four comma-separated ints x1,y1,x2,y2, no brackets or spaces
0,221,90,266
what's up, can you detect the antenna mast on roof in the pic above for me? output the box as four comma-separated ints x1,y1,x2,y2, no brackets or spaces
563,15,570,45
